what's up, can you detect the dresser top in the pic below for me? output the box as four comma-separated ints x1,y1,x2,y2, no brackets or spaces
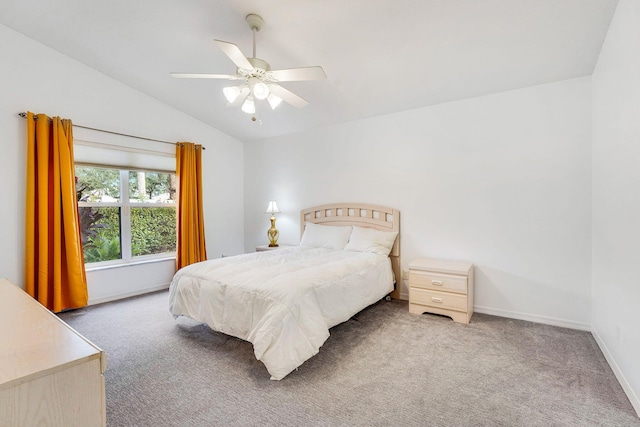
409,258,473,275
0,279,104,389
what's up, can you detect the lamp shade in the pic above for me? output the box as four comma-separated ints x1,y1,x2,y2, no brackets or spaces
249,77,270,100
241,96,256,114
223,86,241,103
267,92,283,110
265,200,280,214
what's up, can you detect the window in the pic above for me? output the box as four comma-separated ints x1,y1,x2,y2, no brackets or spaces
76,166,177,265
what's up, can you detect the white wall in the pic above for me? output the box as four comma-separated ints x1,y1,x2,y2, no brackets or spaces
245,77,593,329
591,0,640,414
0,23,245,303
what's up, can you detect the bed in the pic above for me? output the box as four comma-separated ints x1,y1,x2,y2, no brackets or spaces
169,203,400,380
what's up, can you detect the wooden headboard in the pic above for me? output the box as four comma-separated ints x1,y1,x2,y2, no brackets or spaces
300,203,401,299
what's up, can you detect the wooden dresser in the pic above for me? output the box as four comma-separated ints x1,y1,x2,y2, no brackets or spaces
408,258,474,324
0,278,106,426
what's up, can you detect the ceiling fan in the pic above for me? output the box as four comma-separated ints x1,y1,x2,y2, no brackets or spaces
170,13,326,117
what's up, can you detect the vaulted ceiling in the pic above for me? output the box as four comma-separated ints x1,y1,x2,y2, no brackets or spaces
0,0,618,142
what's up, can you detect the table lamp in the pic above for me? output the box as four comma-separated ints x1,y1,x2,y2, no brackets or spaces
265,200,280,247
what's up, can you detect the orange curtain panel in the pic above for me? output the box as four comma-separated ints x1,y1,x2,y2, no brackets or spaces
176,142,207,269
24,112,88,312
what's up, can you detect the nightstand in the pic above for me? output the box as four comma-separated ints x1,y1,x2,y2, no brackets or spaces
408,258,474,324
256,244,295,252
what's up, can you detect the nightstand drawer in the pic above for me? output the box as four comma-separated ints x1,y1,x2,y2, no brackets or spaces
409,270,467,294
409,288,467,312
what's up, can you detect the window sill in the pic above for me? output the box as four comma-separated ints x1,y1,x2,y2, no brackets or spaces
85,256,175,272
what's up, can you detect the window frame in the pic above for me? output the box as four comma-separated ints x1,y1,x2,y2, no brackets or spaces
76,167,177,268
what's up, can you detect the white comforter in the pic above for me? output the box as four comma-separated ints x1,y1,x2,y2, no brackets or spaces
168,246,394,380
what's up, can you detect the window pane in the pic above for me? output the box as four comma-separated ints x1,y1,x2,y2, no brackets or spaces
128,171,176,203
79,207,122,263
75,166,120,203
131,207,176,257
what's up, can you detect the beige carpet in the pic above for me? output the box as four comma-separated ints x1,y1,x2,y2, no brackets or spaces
60,290,639,426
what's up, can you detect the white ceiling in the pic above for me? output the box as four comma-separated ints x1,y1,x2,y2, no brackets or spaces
0,0,618,142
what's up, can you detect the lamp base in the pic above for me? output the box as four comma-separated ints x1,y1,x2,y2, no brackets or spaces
267,215,279,247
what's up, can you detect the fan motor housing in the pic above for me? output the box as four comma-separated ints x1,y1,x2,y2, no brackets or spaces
246,57,270,73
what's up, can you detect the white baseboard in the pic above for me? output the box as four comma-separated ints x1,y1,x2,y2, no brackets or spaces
473,305,591,331
592,328,640,417
88,283,170,306
397,297,590,331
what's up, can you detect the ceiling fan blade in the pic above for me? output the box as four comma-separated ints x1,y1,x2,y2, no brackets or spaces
269,84,309,108
214,40,253,71
269,66,327,82
170,73,243,80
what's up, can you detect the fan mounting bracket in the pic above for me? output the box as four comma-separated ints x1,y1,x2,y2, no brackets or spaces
246,14,264,32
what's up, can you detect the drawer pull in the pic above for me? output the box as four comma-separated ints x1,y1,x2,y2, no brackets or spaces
431,297,443,303
431,280,443,286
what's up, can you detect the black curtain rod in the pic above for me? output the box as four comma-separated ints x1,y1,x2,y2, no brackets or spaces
17,112,205,150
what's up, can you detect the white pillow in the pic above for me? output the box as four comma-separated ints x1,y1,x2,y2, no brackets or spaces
344,226,398,256
300,222,352,250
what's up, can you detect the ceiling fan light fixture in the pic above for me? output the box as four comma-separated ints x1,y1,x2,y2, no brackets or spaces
248,77,269,100
241,96,256,114
253,81,270,100
223,86,241,103
267,93,283,110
